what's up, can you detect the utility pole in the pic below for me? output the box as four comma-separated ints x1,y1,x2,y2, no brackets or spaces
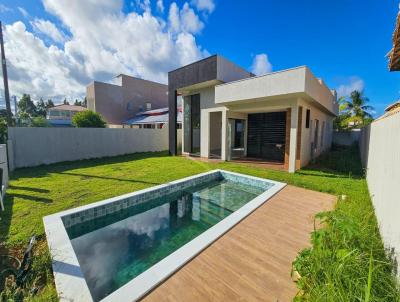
0,21,12,126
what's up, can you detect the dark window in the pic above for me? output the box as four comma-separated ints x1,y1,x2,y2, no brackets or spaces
306,109,311,128
234,120,244,148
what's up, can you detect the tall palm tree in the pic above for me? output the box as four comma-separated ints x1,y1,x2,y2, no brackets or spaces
338,90,374,128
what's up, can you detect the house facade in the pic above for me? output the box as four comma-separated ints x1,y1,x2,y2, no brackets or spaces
86,74,168,127
46,104,87,127
168,55,338,172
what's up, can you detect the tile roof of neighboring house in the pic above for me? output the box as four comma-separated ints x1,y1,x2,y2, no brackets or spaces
389,7,400,71
48,104,87,111
124,107,182,125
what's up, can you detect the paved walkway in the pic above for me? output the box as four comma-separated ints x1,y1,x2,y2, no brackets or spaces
142,185,336,302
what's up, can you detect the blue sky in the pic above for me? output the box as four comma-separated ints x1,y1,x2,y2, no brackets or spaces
0,0,399,116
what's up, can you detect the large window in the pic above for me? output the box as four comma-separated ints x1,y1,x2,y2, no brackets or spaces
234,120,245,148
305,109,311,128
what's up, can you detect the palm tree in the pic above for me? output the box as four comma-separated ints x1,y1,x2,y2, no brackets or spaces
338,90,374,128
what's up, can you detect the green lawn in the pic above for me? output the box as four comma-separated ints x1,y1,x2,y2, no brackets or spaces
0,147,399,301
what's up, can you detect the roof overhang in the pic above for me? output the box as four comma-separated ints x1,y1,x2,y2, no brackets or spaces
389,10,400,71
215,66,338,116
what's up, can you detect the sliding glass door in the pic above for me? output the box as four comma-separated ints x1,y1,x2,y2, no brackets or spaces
183,94,201,155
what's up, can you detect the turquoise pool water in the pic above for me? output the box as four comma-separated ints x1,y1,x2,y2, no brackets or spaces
66,178,266,301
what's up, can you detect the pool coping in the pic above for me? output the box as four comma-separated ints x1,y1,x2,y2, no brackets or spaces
43,170,286,302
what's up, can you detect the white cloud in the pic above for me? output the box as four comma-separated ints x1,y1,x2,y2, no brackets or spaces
191,0,215,13
251,53,272,76
336,76,365,98
1,0,212,102
168,2,204,34
0,4,12,13
31,19,67,43
156,0,164,13
17,7,29,18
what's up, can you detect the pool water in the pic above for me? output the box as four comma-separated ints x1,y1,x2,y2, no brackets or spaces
66,179,265,301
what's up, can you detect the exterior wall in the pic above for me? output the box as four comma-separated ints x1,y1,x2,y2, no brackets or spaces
216,56,253,83
298,98,333,167
332,130,361,146
87,75,168,125
7,127,181,170
359,113,400,274
304,67,338,115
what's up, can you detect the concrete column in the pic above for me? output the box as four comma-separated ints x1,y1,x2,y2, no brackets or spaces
200,110,209,158
221,110,228,161
288,104,298,173
168,88,177,155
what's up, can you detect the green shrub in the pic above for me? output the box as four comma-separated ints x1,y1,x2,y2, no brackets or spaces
72,110,106,128
31,117,51,127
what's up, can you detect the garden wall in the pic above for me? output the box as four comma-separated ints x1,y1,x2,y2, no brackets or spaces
7,127,182,170
359,112,400,274
332,129,361,146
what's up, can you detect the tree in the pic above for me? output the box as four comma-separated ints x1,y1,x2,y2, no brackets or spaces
36,98,47,117
63,98,70,105
74,99,82,106
72,110,106,128
18,94,37,117
82,97,87,108
45,99,55,109
0,109,12,119
334,90,374,130
0,118,7,143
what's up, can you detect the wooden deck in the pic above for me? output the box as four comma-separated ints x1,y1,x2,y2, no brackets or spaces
142,185,335,302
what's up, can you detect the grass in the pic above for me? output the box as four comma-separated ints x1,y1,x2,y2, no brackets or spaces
0,147,399,301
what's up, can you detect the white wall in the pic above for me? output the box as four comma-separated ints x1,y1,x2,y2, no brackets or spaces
8,127,181,170
359,113,400,274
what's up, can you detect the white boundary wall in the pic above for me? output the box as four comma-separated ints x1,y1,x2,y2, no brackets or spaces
8,127,181,170
359,113,400,273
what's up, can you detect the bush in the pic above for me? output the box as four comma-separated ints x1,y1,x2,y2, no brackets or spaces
72,110,106,128
31,117,51,127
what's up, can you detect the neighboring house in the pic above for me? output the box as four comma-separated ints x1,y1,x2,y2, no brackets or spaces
168,55,338,173
123,107,182,129
46,104,87,127
377,101,400,120
86,74,168,127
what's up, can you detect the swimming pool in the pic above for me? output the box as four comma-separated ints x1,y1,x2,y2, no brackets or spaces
44,170,285,302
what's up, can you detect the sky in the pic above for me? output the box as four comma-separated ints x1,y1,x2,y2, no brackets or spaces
0,0,399,116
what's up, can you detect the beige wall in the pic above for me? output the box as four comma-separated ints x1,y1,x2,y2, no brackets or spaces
359,113,400,274
298,98,334,167
8,127,181,169
215,66,338,116
86,75,168,125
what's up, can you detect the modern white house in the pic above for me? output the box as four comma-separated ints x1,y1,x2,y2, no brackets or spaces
168,55,338,172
